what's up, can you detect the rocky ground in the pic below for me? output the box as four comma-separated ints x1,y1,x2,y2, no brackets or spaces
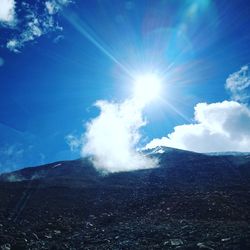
0,181,250,250
0,149,250,249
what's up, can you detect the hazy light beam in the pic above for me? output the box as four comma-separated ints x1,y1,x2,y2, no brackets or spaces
160,98,192,124
63,12,132,77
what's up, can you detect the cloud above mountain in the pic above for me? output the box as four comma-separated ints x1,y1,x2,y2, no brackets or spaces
146,101,250,152
146,65,250,153
82,100,157,173
66,65,250,172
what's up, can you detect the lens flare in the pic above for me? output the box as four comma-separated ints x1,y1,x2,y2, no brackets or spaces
133,73,162,105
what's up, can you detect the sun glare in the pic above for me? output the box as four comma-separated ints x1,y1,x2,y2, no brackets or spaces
133,73,162,105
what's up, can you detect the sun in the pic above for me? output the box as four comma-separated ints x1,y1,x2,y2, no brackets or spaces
133,73,162,105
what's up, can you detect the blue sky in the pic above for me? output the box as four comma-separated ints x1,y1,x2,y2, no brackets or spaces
0,0,250,173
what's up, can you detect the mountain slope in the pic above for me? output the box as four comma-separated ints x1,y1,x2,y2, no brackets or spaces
0,147,250,249
1,146,250,190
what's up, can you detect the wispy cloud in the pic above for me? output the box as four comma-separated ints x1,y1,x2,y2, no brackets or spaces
0,136,45,174
226,65,250,103
45,0,71,15
65,133,82,152
1,0,72,52
0,144,27,173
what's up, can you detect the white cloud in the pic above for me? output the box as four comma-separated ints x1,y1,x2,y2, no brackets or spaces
82,99,157,173
6,8,55,52
45,0,71,15
65,134,82,151
6,39,20,52
146,101,250,153
0,0,16,24
146,65,250,153
45,1,56,15
2,0,72,52
226,65,250,102
6,13,48,52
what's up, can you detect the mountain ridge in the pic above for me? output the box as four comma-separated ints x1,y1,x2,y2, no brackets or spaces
1,146,250,191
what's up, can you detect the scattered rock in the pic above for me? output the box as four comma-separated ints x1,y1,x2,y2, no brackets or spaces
32,233,39,240
0,244,11,250
221,237,231,242
197,242,214,249
170,238,183,246
54,230,61,235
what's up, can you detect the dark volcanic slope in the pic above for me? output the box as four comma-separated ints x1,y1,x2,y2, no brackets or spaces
0,147,250,250
1,147,250,190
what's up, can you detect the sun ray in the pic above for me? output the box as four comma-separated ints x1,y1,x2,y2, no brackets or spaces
160,98,192,124
63,11,132,77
